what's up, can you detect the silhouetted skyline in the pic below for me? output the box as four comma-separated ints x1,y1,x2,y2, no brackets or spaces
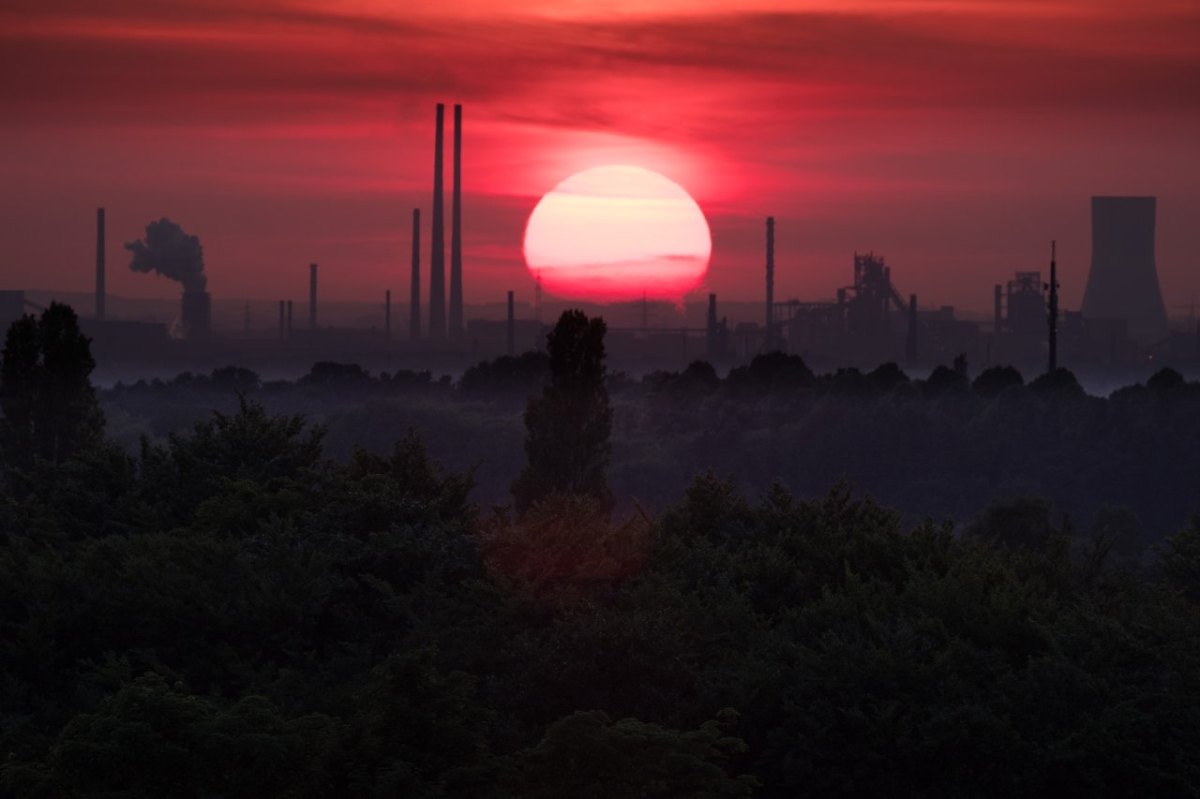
1,0,1197,314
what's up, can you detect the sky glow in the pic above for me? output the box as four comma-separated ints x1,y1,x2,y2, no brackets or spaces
0,0,1197,309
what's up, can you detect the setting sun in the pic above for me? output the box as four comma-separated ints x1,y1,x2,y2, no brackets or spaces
522,165,712,303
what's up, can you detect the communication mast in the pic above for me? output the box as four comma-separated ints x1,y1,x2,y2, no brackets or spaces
1046,240,1059,373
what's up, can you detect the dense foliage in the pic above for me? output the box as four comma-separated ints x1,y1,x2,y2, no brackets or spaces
3,397,1200,795
6,310,1200,795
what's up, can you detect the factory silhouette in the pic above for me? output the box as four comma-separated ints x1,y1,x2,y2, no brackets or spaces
0,104,1187,383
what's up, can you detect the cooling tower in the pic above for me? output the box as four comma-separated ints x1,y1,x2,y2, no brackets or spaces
1082,196,1167,346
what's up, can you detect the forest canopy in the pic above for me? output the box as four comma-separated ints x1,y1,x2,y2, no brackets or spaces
3,307,1200,797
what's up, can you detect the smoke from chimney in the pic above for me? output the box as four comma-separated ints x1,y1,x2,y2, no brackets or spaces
124,217,206,292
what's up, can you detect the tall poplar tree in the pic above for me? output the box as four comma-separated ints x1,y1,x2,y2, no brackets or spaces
511,309,613,517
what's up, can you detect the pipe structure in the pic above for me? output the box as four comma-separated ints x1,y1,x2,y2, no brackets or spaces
1048,240,1059,372
309,263,318,330
994,284,1003,334
410,208,421,342
707,293,718,359
449,104,464,339
506,290,515,356
429,103,446,339
907,294,918,364
765,216,775,349
95,207,106,321
286,300,293,339
385,289,391,338
278,300,285,341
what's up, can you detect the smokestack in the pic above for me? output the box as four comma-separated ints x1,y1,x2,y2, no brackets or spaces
707,293,718,359
309,263,318,329
907,294,918,364
765,216,775,348
1048,240,1059,372
286,300,293,340
96,208,106,321
410,208,421,342
994,284,1003,333
449,103,464,340
1082,196,1167,345
385,289,392,338
506,290,515,356
278,300,285,341
181,290,211,340
429,103,446,339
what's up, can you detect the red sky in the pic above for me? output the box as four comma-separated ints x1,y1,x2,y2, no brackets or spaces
2,0,1198,314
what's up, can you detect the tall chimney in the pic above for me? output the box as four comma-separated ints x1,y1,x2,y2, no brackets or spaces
765,216,775,348
906,294,918,364
278,300,285,341
309,263,318,329
429,103,446,339
707,293,718,359
449,104,464,339
410,208,421,342
506,290,515,356
1048,240,1059,373
993,284,1003,333
385,289,392,338
95,207,106,321
286,300,293,339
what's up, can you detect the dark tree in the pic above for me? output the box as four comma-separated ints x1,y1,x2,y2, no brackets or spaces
972,364,1024,397
922,364,968,396
1029,367,1085,398
511,309,613,516
0,303,103,470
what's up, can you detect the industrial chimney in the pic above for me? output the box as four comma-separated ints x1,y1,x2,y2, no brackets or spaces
506,290,515,356
907,294,918,364
765,216,775,348
429,104,446,339
1047,241,1059,372
410,208,421,342
309,263,318,329
95,208,106,321
1082,196,1167,346
385,289,392,339
181,290,211,339
707,293,719,359
449,104,464,340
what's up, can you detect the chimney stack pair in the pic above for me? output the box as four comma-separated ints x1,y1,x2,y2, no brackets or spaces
427,103,464,341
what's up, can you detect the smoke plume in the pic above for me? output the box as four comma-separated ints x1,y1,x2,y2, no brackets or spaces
125,217,206,292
